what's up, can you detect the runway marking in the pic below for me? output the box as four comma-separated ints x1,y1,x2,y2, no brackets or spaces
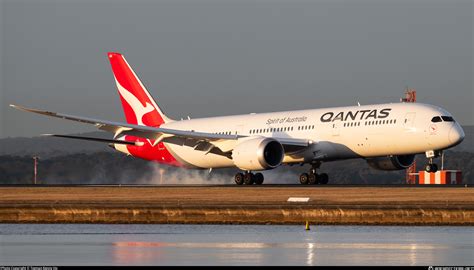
287,197,310,202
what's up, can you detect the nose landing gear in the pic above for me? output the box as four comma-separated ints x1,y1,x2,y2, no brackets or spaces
424,150,440,173
425,163,438,173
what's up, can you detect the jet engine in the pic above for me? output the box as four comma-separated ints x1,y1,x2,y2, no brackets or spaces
366,155,415,171
232,137,284,170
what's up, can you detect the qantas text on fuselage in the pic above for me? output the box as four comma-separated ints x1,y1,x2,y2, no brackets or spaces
320,109,391,122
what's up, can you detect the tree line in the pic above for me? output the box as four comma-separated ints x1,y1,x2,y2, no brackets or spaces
0,151,472,185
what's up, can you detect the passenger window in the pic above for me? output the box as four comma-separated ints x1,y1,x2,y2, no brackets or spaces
431,116,442,123
441,116,454,122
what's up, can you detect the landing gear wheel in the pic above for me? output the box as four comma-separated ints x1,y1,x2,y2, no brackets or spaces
254,173,264,185
308,173,318,185
424,164,430,172
244,173,255,185
299,173,309,185
235,173,244,185
319,173,329,185
425,164,438,173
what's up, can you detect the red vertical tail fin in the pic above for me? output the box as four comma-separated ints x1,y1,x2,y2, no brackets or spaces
108,52,171,127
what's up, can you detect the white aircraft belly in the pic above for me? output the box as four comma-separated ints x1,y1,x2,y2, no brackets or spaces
166,143,234,169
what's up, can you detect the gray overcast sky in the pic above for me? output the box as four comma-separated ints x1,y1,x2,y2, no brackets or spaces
0,0,472,138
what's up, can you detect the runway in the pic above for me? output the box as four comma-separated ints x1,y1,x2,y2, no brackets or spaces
0,186,472,225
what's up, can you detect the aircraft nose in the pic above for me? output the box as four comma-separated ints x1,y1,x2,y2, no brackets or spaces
449,124,465,145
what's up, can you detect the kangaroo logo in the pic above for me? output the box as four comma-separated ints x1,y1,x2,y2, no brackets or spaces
115,78,155,126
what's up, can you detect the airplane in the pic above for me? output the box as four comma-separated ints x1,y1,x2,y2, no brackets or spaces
10,52,465,185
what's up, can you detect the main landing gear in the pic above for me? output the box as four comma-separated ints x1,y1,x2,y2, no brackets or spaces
424,150,439,173
234,172,264,185
299,162,329,185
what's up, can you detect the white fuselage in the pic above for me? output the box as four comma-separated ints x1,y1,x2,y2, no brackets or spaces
159,102,464,169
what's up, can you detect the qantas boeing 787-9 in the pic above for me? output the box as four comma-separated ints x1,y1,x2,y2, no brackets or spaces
11,52,465,185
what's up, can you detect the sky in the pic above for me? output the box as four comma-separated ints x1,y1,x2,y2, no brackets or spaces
0,0,472,138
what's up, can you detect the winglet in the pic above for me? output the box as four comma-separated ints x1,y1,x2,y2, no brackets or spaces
10,104,57,117
10,104,41,113
9,104,23,110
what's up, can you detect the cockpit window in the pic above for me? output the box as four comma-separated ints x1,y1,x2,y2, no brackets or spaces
441,116,454,122
431,116,442,123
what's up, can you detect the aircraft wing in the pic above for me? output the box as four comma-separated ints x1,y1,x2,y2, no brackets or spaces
10,104,311,153
41,134,143,146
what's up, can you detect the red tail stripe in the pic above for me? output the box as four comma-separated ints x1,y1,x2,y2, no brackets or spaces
108,52,165,126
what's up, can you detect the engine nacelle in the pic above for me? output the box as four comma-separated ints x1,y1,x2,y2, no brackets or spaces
232,137,284,170
366,155,415,171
